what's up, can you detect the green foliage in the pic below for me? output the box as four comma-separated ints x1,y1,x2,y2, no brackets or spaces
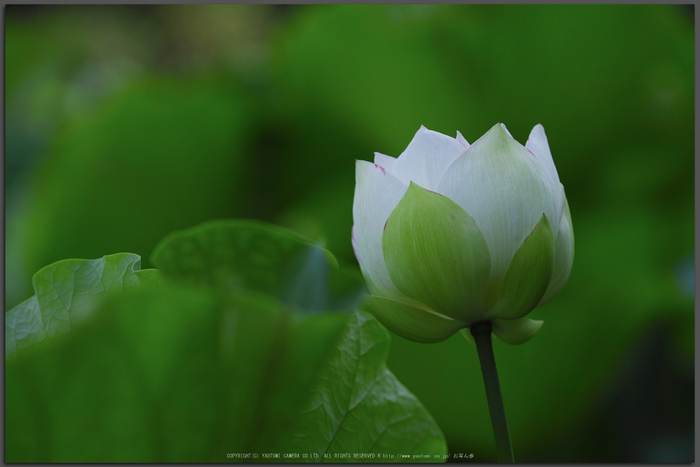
7,76,258,308
151,219,366,312
6,253,159,361
285,311,445,462
7,285,222,463
6,221,446,462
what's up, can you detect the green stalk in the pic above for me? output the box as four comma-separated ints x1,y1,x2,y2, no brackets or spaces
470,321,514,463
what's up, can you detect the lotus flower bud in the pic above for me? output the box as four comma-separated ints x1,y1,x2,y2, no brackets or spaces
352,123,574,344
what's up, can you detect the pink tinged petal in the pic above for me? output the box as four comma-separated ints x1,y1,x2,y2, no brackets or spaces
352,160,409,299
456,131,470,148
437,123,561,288
538,191,574,306
374,152,397,171
526,124,563,213
389,125,467,191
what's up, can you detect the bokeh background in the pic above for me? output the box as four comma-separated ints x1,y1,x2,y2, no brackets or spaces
5,4,694,462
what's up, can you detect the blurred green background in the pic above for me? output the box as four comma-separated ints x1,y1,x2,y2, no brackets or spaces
5,4,694,462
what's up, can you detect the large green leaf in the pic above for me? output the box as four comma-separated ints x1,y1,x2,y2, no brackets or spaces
7,281,446,462
151,219,365,313
7,219,444,462
5,252,159,361
285,311,446,462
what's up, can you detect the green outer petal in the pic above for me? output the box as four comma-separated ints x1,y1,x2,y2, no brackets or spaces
382,183,491,322
539,188,575,306
365,295,466,344
486,214,555,320
492,317,544,345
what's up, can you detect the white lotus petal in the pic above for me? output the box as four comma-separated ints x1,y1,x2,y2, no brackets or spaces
390,125,466,191
499,122,512,138
352,160,409,298
526,124,563,212
456,131,470,149
538,187,574,305
374,152,397,171
437,123,560,287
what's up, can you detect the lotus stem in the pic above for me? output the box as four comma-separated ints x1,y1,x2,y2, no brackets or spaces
470,321,514,463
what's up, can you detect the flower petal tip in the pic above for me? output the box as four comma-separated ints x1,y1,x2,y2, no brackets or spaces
499,122,513,138
456,130,469,148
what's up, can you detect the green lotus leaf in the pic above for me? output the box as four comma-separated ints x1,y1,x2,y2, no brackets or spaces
151,219,365,313
284,310,447,462
5,253,159,361
7,281,446,462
